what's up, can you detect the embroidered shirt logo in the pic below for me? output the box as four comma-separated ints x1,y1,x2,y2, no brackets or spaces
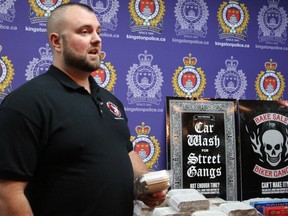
107,101,121,118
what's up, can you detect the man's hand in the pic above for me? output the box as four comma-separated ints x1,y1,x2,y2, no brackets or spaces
137,189,168,208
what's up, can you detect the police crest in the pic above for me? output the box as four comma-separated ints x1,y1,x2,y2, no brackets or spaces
79,0,119,31
29,0,69,24
129,0,165,33
91,51,116,92
172,53,206,98
215,56,247,100
131,122,160,169
258,0,288,44
126,50,163,105
0,0,16,22
174,0,209,38
0,45,14,100
255,59,285,100
25,43,53,81
217,0,249,40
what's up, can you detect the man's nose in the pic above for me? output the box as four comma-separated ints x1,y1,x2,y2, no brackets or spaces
91,31,101,44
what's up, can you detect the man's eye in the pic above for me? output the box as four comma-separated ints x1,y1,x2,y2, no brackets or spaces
81,30,88,34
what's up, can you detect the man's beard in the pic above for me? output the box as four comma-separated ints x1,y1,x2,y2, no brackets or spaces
62,36,100,73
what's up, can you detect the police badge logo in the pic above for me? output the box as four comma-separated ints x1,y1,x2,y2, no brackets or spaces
217,0,249,40
0,45,14,100
91,51,117,92
215,56,247,100
28,0,69,24
174,0,209,38
129,0,165,33
126,50,163,105
0,0,16,23
172,53,206,98
255,59,285,100
79,0,119,31
25,43,53,81
258,0,288,44
131,122,160,169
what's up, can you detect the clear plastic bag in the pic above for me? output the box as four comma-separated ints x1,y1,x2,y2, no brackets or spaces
134,170,173,198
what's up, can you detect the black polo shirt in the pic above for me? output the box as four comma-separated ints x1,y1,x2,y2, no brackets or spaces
0,65,134,216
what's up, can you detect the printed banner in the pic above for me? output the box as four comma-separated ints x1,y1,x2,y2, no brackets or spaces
166,97,238,200
239,100,288,200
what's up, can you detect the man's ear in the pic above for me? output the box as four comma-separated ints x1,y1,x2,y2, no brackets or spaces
50,33,61,52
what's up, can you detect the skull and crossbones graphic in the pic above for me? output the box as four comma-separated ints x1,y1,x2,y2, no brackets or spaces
246,125,288,167
262,129,284,166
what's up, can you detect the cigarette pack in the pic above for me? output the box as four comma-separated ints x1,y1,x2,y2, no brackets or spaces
263,206,288,216
249,199,288,214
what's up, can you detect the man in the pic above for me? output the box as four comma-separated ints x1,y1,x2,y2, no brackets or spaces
0,3,166,216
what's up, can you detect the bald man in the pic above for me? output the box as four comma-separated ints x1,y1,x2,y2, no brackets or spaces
0,3,166,216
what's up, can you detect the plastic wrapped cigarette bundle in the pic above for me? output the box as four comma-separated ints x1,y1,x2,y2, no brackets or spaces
168,193,210,213
134,170,172,198
219,201,259,216
191,210,227,216
166,189,210,213
152,207,191,216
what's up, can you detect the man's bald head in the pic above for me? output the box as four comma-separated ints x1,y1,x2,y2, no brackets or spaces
47,3,94,38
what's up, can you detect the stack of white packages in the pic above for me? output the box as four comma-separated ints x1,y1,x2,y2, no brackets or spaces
167,189,210,213
208,197,226,207
134,188,262,216
134,200,154,216
143,170,171,193
152,207,191,216
219,201,259,216
134,199,169,216
191,210,227,216
243,197,273,203
134,170,171,198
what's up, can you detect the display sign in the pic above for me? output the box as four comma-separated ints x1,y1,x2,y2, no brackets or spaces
239,100,288,200
166,97,238,200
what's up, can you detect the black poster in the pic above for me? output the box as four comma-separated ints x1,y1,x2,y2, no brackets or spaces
239,100,288,200
166,97,237,200
182,112,226,197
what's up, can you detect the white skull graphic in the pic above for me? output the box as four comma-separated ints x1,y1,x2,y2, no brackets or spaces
262,129,284,167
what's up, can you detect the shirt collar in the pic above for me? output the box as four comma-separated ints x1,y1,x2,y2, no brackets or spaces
48,65,101,93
